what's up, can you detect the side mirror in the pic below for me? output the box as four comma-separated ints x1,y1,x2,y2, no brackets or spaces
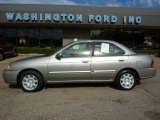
56,53,63,60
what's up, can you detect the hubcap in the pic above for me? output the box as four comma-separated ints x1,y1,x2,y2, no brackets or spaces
22,74,38,91
120,73,135,89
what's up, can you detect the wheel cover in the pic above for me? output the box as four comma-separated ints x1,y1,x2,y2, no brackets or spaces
120,73,135,89
22,74,38,91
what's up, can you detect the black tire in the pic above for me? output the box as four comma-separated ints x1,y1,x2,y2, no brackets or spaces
115,70,137,90
0,53,3,61
19,70,44,92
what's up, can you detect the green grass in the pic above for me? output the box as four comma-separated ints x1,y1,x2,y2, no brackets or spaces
134,50,159,55
17,47,59,54
17,47,160,56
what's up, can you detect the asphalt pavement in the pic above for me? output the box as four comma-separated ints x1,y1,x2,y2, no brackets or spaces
0,55,160,120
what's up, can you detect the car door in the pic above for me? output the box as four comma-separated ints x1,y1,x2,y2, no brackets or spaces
91,42,128,81
48,42,92,81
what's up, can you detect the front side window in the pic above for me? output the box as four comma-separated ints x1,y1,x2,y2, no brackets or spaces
94,42,125,56
61,42,92,58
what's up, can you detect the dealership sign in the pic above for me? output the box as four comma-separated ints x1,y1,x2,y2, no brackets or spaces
5,12,142,24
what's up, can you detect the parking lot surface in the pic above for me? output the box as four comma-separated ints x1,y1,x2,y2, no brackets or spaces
0,55,160,120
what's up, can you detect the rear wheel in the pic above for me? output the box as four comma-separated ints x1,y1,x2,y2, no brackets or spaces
115,70,137,90
19,70,44,92
0,53,3,61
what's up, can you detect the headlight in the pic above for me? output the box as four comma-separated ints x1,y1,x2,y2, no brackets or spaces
6,65,13,71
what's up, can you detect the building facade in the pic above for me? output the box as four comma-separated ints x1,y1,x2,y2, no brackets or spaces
0,4,160,49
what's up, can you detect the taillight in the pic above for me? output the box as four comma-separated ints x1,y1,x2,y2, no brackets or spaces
150,60,154,68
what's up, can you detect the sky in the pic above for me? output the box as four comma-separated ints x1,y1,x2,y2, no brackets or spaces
0,0,160,8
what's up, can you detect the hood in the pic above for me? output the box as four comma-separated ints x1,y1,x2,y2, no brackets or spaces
11,55,50,70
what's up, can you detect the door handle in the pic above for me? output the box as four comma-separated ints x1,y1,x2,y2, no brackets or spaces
82,60,88,63
118,59,124,62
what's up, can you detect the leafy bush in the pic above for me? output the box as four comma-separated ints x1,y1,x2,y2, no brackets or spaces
134,50,159,55
17,47,59,54
17,47,160,56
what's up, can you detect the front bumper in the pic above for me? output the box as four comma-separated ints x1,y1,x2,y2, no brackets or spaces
3,70,20,84
138,68,157,80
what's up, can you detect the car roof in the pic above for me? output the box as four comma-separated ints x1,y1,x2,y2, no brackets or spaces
74,40,123,45
75,40,115,42
74,40,125,46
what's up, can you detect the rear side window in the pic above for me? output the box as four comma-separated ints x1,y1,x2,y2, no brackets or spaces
94,42,125,56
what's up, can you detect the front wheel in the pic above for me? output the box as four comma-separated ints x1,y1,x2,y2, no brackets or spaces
19,70,44,92
115,70,137,90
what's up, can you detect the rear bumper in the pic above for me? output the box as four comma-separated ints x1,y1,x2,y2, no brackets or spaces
138,68,157,80
3,70,20,84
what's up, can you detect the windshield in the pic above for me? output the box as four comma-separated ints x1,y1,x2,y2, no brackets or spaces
47,42,74,56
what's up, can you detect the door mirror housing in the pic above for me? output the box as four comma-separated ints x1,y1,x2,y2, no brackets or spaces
56,53,63,60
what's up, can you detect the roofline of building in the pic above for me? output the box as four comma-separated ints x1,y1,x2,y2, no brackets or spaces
0,3,160,10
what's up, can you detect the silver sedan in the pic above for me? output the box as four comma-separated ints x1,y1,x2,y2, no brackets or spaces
3,40,156,92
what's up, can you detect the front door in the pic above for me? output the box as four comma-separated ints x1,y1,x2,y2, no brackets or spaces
48,42,92,81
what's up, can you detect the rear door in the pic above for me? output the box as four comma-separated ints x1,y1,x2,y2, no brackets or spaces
91,42,128,81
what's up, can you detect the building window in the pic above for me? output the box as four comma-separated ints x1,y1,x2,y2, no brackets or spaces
0,27,63,47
